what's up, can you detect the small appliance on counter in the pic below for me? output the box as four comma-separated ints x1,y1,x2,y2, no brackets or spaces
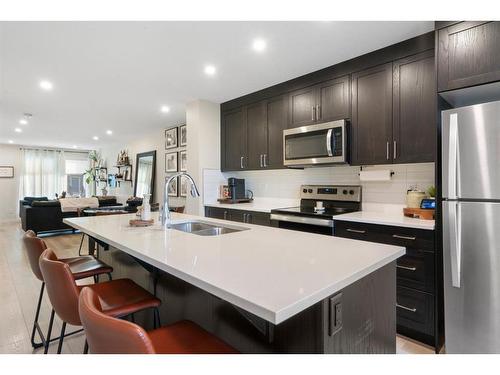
270,185,361,235
403,187,435,220
217,178,253,203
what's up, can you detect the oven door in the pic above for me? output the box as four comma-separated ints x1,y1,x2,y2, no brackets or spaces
283,120,347,167
270,213,334,235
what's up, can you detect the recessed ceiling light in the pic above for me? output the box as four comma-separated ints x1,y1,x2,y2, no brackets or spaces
8,140,14,144
160,105,170,113
39,80,53,91
14,128,22,133
106,130,113,135
19,119,28,125
72,145,78,149
252,38,267,52
93,136,99,141
204,65,216,76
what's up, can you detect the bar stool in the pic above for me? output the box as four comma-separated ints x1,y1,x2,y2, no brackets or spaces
23,230,113,349
79,287,237,354
39,249,161,354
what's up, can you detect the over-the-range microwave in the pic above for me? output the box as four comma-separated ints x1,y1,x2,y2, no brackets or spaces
283,120,348,167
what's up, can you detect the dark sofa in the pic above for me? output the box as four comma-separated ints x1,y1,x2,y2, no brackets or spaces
19,196,118,234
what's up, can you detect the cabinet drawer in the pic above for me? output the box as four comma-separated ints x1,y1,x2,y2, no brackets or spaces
397,248,435,293
205,207,270,227
334,221,434,251
397,286,434,337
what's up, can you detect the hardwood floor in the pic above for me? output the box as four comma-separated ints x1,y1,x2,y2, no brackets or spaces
0,220,435,354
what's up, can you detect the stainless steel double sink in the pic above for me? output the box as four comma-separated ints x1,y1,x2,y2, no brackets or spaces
170,221,248,236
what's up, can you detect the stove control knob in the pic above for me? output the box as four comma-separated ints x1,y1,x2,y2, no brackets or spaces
349,190,355,195
308,189,313,193
302,188,308,193
342,189,348,195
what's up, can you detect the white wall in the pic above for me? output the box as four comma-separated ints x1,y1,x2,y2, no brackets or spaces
0,144,22,221
185,100,220,215
100,129,186,207
219,163,435,206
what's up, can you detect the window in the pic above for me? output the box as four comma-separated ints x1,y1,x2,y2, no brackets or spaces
64,153,89,197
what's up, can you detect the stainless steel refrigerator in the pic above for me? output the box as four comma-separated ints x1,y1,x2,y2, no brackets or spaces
442,100,500,353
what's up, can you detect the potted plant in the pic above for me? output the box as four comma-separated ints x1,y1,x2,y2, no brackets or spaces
84,150,103,196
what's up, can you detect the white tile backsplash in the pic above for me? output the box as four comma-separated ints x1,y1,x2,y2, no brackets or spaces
215,163,435,205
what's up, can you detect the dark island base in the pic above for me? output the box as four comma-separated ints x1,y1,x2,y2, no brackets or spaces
97,243,396,353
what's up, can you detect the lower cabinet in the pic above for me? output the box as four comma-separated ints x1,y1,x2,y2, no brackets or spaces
204,206,271,227
334,220,440,350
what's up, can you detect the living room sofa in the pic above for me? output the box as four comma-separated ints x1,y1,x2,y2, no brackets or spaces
19,196,118,234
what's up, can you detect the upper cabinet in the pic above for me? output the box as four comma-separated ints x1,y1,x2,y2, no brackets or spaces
351,63,393,165
438,21,500,92
221,107,247,171
288,75,350,128
393,50,436,163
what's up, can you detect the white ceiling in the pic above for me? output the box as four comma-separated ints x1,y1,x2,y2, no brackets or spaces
0,21,434,149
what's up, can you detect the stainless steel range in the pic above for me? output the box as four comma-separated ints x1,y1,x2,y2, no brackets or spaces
270,185,361,235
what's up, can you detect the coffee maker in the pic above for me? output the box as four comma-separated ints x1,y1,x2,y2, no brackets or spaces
228,178,246,201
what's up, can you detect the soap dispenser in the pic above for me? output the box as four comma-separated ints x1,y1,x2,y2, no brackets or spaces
141,194,152,221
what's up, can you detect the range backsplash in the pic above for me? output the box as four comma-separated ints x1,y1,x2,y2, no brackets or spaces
219,163,435,205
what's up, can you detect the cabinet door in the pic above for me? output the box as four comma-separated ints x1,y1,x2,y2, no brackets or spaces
265,95,287,169
438,21,500,91
351,63,393,165
393,50,436,163
222,108,247,171
244,211,271,226
317,75,350,122
246,102,268,169
288,86,317,128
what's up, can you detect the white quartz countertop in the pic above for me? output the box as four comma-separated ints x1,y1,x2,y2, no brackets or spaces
204,198,299,213
64,212,404,324
334,209,435,230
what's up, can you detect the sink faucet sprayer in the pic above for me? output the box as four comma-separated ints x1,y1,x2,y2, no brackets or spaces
160,172,200,227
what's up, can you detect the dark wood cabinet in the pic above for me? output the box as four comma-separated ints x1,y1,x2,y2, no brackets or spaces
393,50,436,163
438,21,500,91
246,102,267,169
265,95,288,169
351,63,393,165
334,220,440,350
204,206,271,227
222,108,247,171
288,76,350,129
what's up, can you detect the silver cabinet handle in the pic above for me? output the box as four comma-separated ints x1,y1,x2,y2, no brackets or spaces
392,234,416,240
243,213,247,222
386,141,390,160
393,140,397,159
397,265,417,271
311,106,317,121
396,303,417,313
263,154,267,167
246,213,252,223
316,105,321,120
260,154,263,168
346,228,366,234
223,211,228,220
240,156,245,169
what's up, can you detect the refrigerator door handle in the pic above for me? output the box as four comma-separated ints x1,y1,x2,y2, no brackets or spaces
448,113,460,199
448,201,462,288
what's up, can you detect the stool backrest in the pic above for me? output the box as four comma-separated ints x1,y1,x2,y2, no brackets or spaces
78,287,155,354
39,249,81,326
23,230,47,281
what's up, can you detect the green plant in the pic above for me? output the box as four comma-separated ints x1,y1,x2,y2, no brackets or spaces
84,150,103,185
427,185,436,198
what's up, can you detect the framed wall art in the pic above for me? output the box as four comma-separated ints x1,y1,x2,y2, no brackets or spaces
165,152,178,173
165,127,178,149
0,166,14,178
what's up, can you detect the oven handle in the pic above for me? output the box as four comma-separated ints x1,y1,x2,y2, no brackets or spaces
326,129,333,157
270,213,334,228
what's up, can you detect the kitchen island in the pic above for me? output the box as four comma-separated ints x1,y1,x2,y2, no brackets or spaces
64,212,405,353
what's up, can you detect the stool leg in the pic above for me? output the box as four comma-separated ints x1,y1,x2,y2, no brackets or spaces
107,272,112,281
44,309,55,354
154,307,161,329
57,322,67,354
30,282,45,348
78,233,85,256
83,340,89,354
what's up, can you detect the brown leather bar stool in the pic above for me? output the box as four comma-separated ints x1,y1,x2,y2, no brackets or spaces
39,249,161,354
23,230,113,349
79,287,237,354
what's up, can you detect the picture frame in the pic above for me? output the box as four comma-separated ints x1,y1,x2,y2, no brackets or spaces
165,127,178,149
179,124,187,147
165,152,178,173
167,176,179,197
180,177,187,197
179,150,187,172
0,166,14,178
